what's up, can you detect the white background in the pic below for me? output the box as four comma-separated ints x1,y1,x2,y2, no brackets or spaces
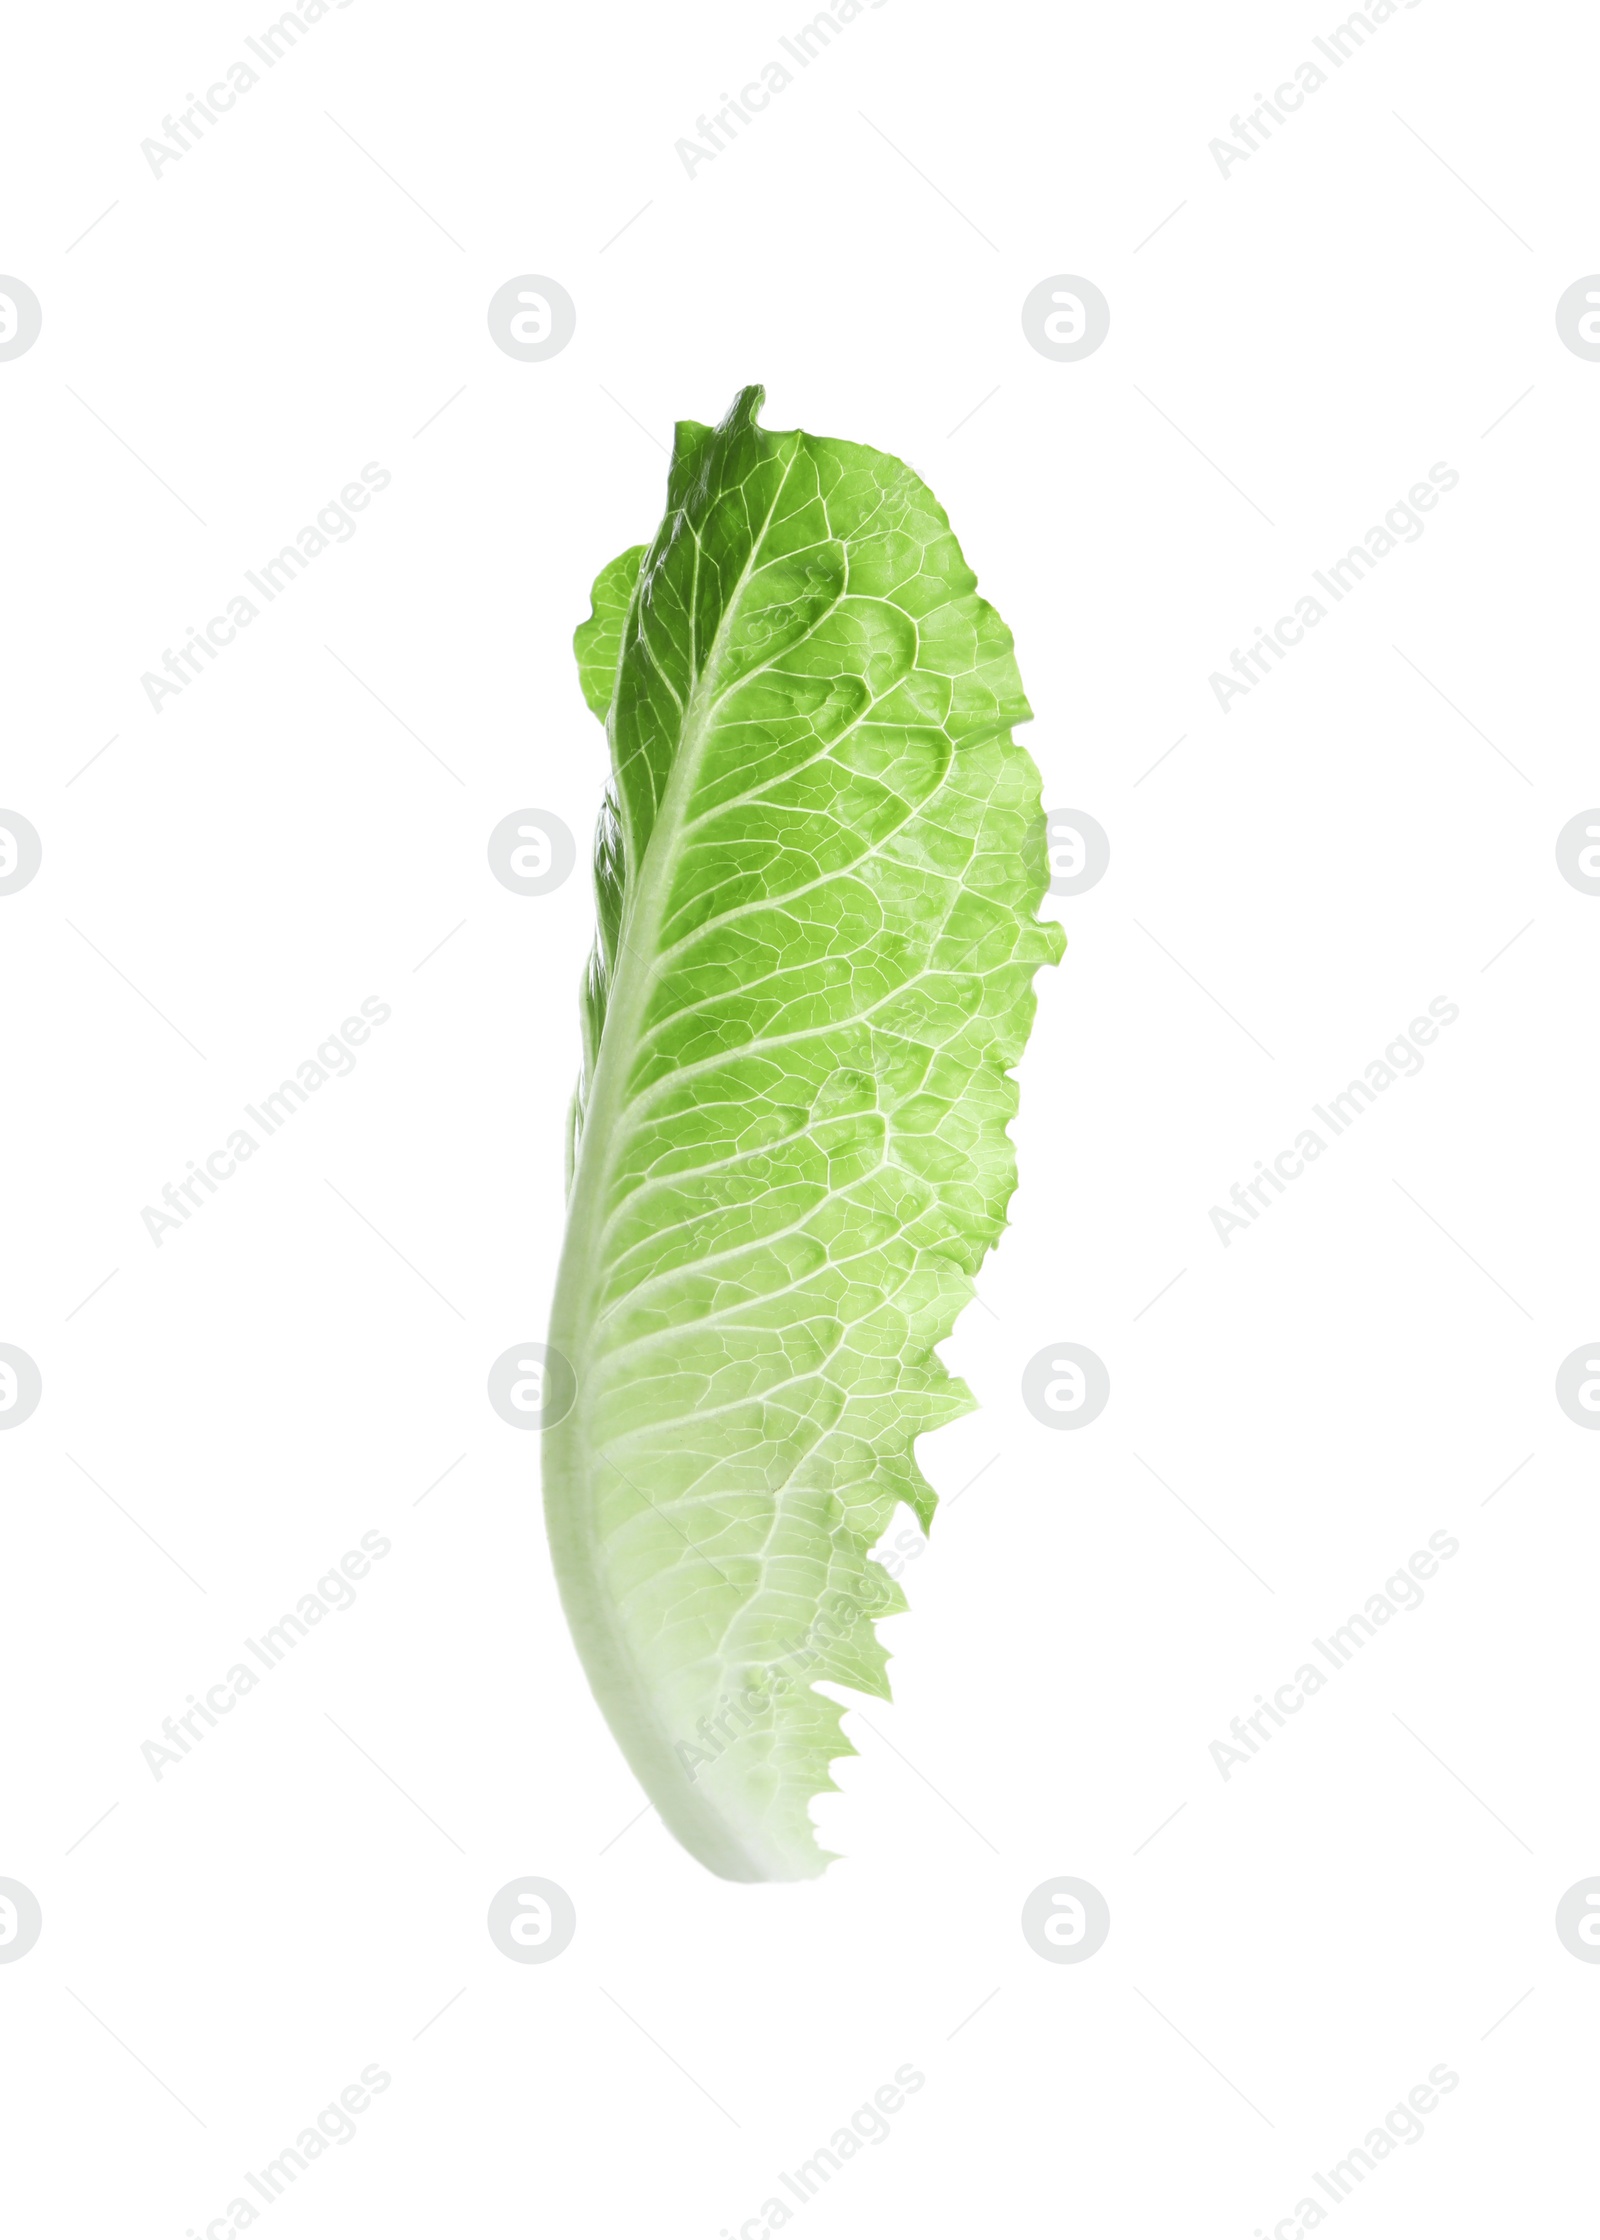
3,1,1597,2233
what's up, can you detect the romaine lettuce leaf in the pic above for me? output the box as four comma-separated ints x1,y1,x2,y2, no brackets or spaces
544,385,1062,1880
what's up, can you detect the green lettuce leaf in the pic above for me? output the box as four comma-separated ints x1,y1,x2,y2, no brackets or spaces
544,385,1062,1881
